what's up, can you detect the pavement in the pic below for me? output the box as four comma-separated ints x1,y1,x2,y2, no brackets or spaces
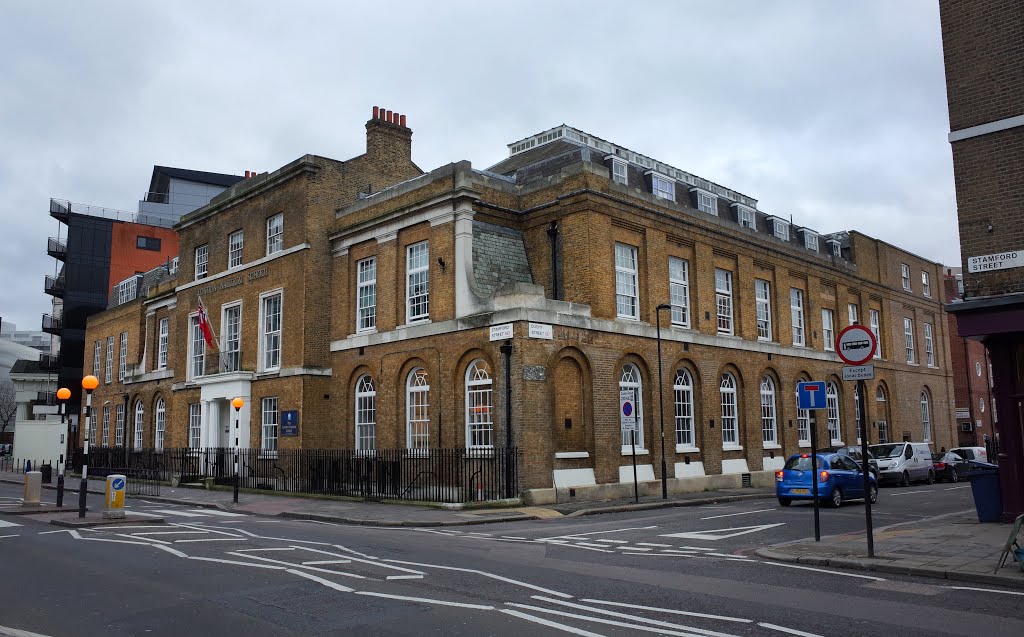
755,509,1024,589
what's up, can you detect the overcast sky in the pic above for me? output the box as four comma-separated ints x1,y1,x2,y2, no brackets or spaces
0,0,956,331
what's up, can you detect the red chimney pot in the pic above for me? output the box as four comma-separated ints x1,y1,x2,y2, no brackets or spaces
399,114,407,127
372,106,379,119
386,110,394,123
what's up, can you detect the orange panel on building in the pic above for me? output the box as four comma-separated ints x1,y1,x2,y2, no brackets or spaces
108,222,179,290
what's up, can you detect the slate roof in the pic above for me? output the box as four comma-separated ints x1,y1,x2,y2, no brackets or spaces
485,140,581,176
10,359,47,375
472,221,533,299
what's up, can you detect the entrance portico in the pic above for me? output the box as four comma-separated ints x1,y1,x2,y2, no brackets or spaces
195,372,253,449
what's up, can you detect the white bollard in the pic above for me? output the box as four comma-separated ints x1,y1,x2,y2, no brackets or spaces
23,471,42,506
103,474,127,519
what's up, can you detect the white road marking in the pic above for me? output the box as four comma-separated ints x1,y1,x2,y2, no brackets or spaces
0,519,23,528
464,532,492,536
152,544,189,558
505,602,714,637
945,586,1024,596
302,559,352,565
500,536,527,540
560,544,614,554
760,561,885,580
700,509,775,520
580,598,752,623
355,590,494,610
234,547,296,553
175,537,239,543
384,559,573,598
39,530,75,535
660,523,785,541
148,509,208,517
170,523,244,538
595,539,627,544
0,623,54,637
116,533,171,545
308,546,422,574
227,552,366,579
190,509,248,517
124,511,162,518
131,531,207,537
499,608,608,637
617,546,652,551
386,575,424,580
888,490,929,497
676,546,715,551
705,553,745,558
634,542,671,547
0,534,18,540
189,556,284,569
331,544,380,560
944,486,970,491
536,525,657,541
531,596,742,637
286,568,355,593
662,550,700,555
758,622,825,637
91,525,168,531
575,542,615,548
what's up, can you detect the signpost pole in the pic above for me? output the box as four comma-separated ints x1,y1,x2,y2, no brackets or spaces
809,410,821,542
858,378,875,557
631,429,639,504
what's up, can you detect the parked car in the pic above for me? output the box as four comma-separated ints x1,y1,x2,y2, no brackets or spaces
932,452,970,483
817,445,879,479
776,453,878,508
869,442,934,486
949,446,989,463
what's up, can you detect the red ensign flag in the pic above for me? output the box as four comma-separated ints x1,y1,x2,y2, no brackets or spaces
197,297,216,350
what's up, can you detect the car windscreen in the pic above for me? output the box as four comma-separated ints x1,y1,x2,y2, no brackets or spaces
932,453,946,461
951,449,974,460
870,444,903,458
784,456,815,471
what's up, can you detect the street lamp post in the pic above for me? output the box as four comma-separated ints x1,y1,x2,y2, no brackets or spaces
55,387,70,508
232,397,244,504
79,375,99,518
655,303,672,500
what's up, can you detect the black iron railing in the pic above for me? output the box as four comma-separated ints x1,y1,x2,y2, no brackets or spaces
72,446,520,503
47,237,67,260
42,313,62,334
44,275,64,297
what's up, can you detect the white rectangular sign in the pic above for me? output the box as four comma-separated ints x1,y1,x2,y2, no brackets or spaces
967,250,1023,273
489,323,513,341
842,365,875,381
528,323,553,340
619,389,637,431
955,408,970,419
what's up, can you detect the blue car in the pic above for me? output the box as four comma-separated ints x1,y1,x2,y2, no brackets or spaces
776,453,878,508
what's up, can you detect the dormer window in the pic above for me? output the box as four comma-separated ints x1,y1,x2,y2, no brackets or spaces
803,231,818,252
771,219,790,241
734,204,755,230
827,240,841,257
648,172,676,202
611,159,628,186
691,188,718,216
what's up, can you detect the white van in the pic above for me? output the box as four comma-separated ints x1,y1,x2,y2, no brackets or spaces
869,442,934,486
949,446,989,463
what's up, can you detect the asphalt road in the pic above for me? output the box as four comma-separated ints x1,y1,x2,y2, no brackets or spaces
1,481,1021,637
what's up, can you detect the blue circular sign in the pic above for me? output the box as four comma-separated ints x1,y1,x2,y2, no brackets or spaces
112,478,125,490
622,402,633,417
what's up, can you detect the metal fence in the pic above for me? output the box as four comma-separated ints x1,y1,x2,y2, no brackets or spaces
72,447,520,503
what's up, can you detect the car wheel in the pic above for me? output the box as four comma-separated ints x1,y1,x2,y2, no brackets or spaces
901,471,910,487
950,471,959,483
927,471,935,485
867,484,878,504
778,498,792,507
830,488,843,508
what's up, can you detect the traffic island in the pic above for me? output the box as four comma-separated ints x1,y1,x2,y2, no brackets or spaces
0,505,78,516
49,514,166,528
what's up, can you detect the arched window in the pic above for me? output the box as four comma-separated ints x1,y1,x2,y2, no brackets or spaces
133,400,144,450
620,364,644,449
154,398,166,451
406,368,430,451
466,360,493,449
876,385,889,443
760,376,777,446
796,377,810,445
826,382,842,444
674,369,695,448
920,390,931,442
355,375,376,451
720,372,739,447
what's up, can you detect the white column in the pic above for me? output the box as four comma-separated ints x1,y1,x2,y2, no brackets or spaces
453,203,476,318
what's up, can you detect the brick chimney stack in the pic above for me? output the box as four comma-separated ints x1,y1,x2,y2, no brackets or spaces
366,105,412,164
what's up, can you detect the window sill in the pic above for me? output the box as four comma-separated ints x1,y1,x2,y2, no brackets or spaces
830,440,844,446
906,362,919,367
355,328,378,337
621,447,650,456
554,451,590,459
762,443,782,450
798,441,811,448
671,323,690,330
402,319,431,328
757,337,773,343
722,445,744,452
617,315,640,322
675,445,700,454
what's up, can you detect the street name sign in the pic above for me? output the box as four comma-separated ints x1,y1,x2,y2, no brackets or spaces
489,323,513,341
835,324,877,366
967,250,1023,273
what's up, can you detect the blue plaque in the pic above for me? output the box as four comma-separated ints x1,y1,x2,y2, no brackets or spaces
281,410,299,436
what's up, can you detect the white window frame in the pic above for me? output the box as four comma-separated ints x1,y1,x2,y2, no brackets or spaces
195,244,208,280
406,368,430,451
924,322,936,367
715,269,733,336
822,308,835,351
920,391,931,442
668,257,689,328
615,243,639,320
266,213,284,256
228,230,244,269
466,360,494,449
157,318,169,370
760,376,778,447
93,340,101,375
356,256,377,333
922,271,931,297
674,369,696,451
735,205,755,229
101,405,110,447
133,400,144,450
105,336,114,384
154,398,165,451
720,373,740,449
804,231,818,251
773,220,789,241
848,303,858,327
693,188,717,215
259,290,283,372
828,240,841,257
869,309,882,359
611,159,628,186
221,301,242,373
188,403,202,448
355,375,376,452
755,279,772,341
904,317,916,364
620,364,645,451
262,397,279,453
188,313,204,381
406,241,430,323
901,263,911,291
118,331,128,381
796,381,811,447
652,174,675,201
115,403,125,447
826,382,842,444
790,288,805,347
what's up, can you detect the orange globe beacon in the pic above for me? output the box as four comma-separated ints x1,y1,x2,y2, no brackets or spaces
231,397,244,410
56,387,71,401
82,375,99,391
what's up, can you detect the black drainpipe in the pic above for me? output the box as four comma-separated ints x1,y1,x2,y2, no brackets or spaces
500,339,514,498
546,221,559,300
